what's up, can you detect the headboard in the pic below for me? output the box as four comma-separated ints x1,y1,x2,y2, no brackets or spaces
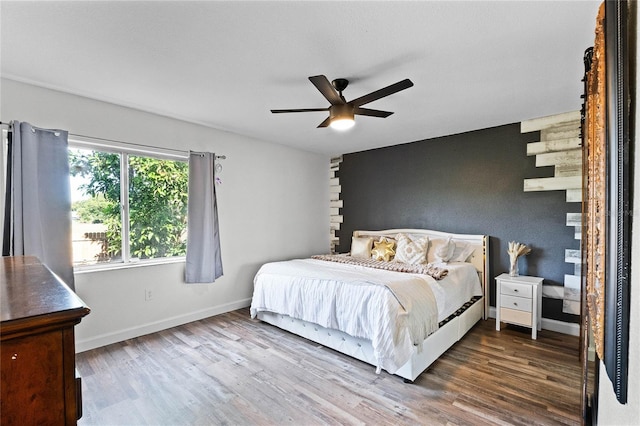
353,228,490,319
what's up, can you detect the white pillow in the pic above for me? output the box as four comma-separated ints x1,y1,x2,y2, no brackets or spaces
427,238,445,263
451,243,475,262
350,236,373,259
395,233,429,265
434,237,456,263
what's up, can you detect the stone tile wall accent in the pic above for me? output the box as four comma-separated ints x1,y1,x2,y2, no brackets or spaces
521,111,582,315
330,156,343,254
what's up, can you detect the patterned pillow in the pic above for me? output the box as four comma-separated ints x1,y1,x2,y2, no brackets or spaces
350,236,373,259
371,237,396,262
394,233,429,265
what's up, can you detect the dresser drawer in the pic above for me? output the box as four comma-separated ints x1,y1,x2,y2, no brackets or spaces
500,307,533,327
500,281,533,298
500,294,532,312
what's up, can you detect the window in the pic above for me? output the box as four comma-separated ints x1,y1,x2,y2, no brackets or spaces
69,142,188,268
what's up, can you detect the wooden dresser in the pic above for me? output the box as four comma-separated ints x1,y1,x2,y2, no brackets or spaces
1,256,90,425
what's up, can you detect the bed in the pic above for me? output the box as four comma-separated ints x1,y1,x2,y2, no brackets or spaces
250,228,489,382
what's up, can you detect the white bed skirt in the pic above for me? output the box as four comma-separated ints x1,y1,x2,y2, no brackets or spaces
256,295,484,382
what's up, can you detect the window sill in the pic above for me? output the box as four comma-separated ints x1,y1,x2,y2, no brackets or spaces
73,257,185,274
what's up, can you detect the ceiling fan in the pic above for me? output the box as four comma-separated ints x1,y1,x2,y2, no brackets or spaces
270,75,414,130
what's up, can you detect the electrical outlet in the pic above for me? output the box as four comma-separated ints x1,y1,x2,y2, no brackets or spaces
145,288,153,301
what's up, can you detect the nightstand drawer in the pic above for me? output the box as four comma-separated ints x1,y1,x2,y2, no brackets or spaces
500,281,533,298
500,307,533,327
500,294,532,312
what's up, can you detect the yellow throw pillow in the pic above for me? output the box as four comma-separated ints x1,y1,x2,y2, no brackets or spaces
371,237,396,262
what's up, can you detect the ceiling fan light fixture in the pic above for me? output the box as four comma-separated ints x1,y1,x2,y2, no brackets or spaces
329,104,355,131
330,117,355,131
270,75,413,130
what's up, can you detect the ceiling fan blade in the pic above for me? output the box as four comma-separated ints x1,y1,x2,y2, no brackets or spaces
354,107,394,118
271,108,329,113
317,117,332,128
349,79,414,107
309,75,344,105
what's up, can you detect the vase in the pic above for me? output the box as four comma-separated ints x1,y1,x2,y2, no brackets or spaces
509,256,519,277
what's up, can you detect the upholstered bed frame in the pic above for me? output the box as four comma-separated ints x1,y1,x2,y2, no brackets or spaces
256,228,490,382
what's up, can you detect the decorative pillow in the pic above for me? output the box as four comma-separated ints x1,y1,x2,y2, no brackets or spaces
371,237,396,262
434,237,456,263
351,236,374,259
427,238,441,263
394,233,429,265
451,243,475,262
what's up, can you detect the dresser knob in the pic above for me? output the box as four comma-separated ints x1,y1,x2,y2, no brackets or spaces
514,289,518,292
11,353,18,360
514,302,518,306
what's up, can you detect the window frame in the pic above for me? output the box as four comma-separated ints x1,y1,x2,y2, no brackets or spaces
69,136,189,271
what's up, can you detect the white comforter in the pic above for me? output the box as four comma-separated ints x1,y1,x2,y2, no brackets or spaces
250,259,482,373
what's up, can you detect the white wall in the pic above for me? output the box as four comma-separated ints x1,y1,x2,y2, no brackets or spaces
596,4,639,422
0,78,330,351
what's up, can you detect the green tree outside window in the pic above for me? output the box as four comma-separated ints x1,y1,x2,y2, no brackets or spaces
70,149,188,263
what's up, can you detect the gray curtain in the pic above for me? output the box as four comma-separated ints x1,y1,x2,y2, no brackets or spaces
184,152,223,283
2,121,75,289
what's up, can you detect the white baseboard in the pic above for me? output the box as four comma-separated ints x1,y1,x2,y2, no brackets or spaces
541,317,580,336
488,307,580,336
75,298,252,353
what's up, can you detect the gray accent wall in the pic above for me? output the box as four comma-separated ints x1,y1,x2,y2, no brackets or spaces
336,123,580,323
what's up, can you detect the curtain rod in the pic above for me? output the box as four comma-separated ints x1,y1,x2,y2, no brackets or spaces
0,121,226,160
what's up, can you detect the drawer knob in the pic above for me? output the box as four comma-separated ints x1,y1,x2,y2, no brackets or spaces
514,289,518,292
513,302,518,306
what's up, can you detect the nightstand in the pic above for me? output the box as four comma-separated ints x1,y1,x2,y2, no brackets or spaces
495,273,543,339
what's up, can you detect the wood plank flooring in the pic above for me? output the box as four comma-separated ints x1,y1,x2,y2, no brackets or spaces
77,308,583,425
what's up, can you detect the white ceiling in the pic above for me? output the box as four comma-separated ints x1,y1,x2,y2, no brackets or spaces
1,1,600,156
